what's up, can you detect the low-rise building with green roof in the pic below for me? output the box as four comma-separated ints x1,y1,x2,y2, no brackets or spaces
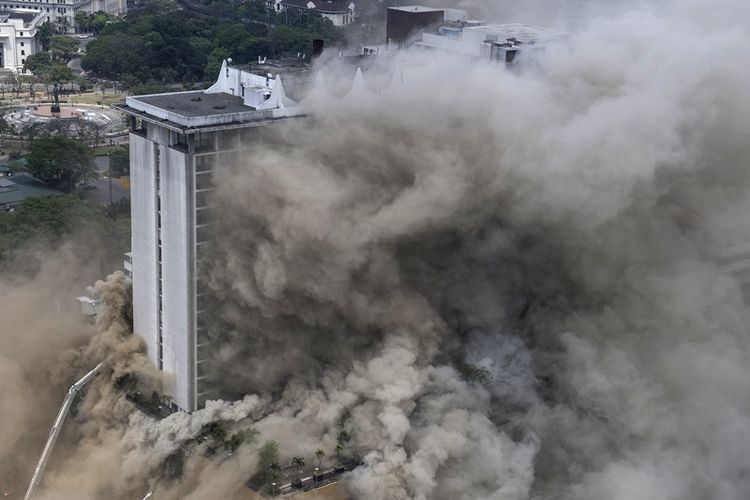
0,173,65,211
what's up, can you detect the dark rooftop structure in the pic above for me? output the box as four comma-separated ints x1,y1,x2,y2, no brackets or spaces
0,9,42,25
134,91,251,118
386,5,446,48
0,174,65,210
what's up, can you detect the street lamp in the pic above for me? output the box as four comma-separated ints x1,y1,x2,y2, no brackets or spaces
271,482,276,497
314,467,319,485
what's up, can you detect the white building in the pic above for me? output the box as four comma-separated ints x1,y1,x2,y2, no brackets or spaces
0,9,43,70
267,0,355,27
414,23,567,64
117,61,304,412
0,0,126,33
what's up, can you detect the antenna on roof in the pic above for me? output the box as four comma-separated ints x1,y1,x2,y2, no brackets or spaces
227,57,233,64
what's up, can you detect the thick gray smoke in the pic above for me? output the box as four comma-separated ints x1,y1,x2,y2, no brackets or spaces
196,0,750,498
14,0,750,498
421,0,638,29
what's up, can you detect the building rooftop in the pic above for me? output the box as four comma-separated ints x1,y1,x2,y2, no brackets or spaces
132,91,251,118
467,23,568,44
283,0,354,13
0,9,42,26
0,174,65,208
119,60,305,132
412,21,568,58
389,5,443,12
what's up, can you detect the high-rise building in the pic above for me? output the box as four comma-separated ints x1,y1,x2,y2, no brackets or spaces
117,61,304,411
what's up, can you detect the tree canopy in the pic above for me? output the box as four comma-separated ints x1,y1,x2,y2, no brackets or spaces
75,10,114,34
50,35,79,63
110,148,130,177
21,136,97,192
81,5,343,84
0,195,130,271
35,21,53,52
24,53,74,83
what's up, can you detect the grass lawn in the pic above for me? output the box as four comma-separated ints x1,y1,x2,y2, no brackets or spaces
67,93,125,106
93,144,127,156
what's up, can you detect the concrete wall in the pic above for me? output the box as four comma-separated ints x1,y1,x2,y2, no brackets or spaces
130,133,160,370
159,144,195,411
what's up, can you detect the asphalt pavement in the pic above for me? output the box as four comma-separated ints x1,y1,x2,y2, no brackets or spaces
80,175,129,205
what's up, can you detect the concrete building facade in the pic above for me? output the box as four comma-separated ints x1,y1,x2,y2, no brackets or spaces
118,61,304,412
0,0,126,33
0,9,44,70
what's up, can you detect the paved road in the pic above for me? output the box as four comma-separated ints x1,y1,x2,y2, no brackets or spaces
68,35,95,74
80,175,129,205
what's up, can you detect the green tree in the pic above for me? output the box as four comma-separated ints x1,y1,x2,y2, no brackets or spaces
269,25,311,57
76,75,91,92
315,448,325,468
127,82,171,96
335,429,351,459
0,115,9,147
47,63,75,85
50,35,80,63
133,0,177,15
74,11,90,33
0,195,130,270
19,122,48,144
35,21,54,52
237,0,267,20
23,52,53,76
224,428,257,453
24,54,74,94
257,440,280,484
22,136,97,192
291,456,305,482
205,47,230,79
201,421,228,443
110,148,129,177
89,11,112,34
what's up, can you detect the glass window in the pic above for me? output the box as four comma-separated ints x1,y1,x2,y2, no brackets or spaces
196,207,213,226
195,190,213,208
195,154,216,173
195,172,214,191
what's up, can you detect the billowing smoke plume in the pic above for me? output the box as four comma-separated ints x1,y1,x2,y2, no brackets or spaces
188,0,750,497
8,0,750,498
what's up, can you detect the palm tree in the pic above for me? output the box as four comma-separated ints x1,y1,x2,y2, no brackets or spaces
291,456,305,483
74,156,99,187
315,448,325,469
